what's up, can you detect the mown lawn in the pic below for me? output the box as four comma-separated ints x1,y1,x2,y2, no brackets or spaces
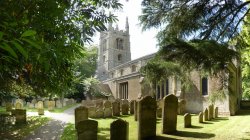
0,116,50,140
61,110,250,140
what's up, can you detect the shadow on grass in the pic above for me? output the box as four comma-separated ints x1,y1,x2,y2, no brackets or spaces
153,136,181,140
236,110,250,116
189,125,203,129
169,130,215,139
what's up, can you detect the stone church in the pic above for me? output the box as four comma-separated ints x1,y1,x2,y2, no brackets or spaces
96,19,242,116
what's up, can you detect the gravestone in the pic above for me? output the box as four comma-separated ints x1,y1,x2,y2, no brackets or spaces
95,100,103,108
122,99,129,105
110,119,128,140
29,103,35,108
178,99,186,115
184,113,191,128
208,105,213,120
121,103,129,115
198,112,203,123
214,107,218,118
48,101,55,111
104,108,112,118
75,106,88,125
88,107,96,118
56,100,62,108
112,101,120,116
129,100,135,114
44,100,49,108
37,101,44,115
6,102,12,112
162,94,178,134
26,102,30,108
15,101,23,109
103,100,112,108
76,120,98,140
134,101,138,121
204,108,208,121
156,108,162,118
138,96,156,140
95,109,104,118
15,109,26,123
31,99,37,104
211,104,214,118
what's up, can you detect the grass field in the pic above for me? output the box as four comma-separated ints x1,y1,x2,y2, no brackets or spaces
61,110,250,140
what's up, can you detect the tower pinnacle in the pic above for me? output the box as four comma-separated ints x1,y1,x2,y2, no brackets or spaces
125,17,129,33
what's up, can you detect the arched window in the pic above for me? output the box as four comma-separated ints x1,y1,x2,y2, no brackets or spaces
118,54,122,61
202,77,208,95
116,38,123,50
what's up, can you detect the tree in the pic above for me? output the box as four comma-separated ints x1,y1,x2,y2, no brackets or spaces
0,0,122,98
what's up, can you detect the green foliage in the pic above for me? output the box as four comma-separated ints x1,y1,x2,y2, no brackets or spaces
209,90,227,104
0,0,122,98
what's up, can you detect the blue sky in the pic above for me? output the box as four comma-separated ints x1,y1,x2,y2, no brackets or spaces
91,0,159,60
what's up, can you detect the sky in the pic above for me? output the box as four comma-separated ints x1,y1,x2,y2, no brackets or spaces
91,0,159,60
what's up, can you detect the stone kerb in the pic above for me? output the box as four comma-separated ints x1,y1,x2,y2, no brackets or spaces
184,113,191,128
110,119,129,140
178,99,186,115
129,100,135,114
204,108,208,121
112,101,120,116
75,106,88,126
138,96,156,140
76,120,98,140
37,101,44,115
162,94,178,134
214,107,218,118
198,112,203,123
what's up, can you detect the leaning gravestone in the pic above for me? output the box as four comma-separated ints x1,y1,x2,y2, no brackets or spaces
112,101,120,116
110,119,129,140
75,106,88,126
138,96,156,140
6,102,12,112
208,105,213,121
198,112,203,123
214,107,218,118
121,103,129,115
129,100,135,114
204,108,208,121
48,101,55,111
76,120,98,140
184,113,191,128
15,109,26,123
37,101,44,115
162,94,178,134
15,101,23,109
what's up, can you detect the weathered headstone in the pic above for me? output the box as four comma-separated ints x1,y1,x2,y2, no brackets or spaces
44,100,49,108
31,99,37,104
134,101,138,121
110,119,129,140
184,113,191,128
208,105,213,120
198,112,203,123
112,101,120,116
104,108,112,118
214,107,218,118
37,101,44,115
29,103,35,108
6,102,12,112
162,94,178,134
15,109,26,123
204,108,208,121
138,96,156,140
129,100,135,114
75,106,88,125
121,103,129,115
211,104,214,118
48,101,55,111
88,107,96,118
76,120,98,140
56,100,62,108
122,99,129,105
103,100,112,108
95,109,104,118
178,99,186,115
15,101,23,109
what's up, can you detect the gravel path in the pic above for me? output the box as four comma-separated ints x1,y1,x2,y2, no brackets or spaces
24,104,80,140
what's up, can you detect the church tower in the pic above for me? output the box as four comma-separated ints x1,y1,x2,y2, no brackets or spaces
97,18,131,81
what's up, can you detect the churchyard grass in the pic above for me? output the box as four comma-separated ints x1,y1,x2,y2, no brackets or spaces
61,110,250,140
0,106,6,113
0,116,50,139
